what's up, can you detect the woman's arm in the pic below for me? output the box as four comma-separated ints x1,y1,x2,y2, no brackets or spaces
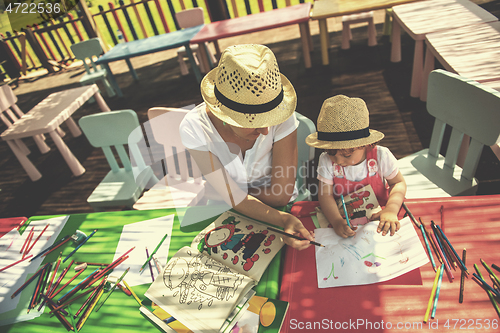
318,181,356,238
248,129,298,207
188,148,313,250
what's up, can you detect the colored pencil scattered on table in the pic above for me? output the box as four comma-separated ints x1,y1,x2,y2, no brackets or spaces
63,229,98,263
57,268,99,304
473,264,500,317
0,254,33,273
66,305,78,333
430,232,453,282
76,281,106,331
492,264,500,273
48,285,98,314
402,202,421,227
29,235,71,262
459,248,466,303
22,227,35,258
74,278,107,318
50,266,86,300
424,265,442,323
419,224,436,272
146,247,155,282
48,260,74,298
11,262,50,299
20,226,34,254
434,222,468,274
85,247,134,288
266,226,325,247
431,264,445,319
25,223,50,256
140,234,168,272
123,279,142,306
481,259,500,286
95,267,130,312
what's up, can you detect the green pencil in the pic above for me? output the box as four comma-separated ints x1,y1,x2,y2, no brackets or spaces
95,267,130,312
139,234,168,272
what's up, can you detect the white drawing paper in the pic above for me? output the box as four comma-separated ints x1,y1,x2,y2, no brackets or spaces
315,217,429,288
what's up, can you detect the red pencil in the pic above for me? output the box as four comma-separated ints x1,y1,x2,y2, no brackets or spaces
49,268,85,299
20,227,34,255
46,253,62,294
430,232,454,282
25,223,50,256
42,237,71,257
85,255,129,288
0,254,33,273
11,262,50,299
48,260,74,298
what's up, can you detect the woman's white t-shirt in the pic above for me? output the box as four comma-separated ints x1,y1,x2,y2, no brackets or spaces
180,103,299,200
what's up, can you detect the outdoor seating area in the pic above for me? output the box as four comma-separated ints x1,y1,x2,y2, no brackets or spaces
0,0,498,219
2,1,500,332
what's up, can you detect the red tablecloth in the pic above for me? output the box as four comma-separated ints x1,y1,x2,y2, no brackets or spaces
280,196,500,332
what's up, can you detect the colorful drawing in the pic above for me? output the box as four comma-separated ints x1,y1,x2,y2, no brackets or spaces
315,217,429,288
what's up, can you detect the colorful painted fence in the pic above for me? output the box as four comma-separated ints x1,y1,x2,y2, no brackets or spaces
0,0,313,80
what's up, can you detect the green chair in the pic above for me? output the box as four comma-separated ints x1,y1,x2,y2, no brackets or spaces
70,38,116,99
79,109,158,211
295,112,316,202
398,69,500,198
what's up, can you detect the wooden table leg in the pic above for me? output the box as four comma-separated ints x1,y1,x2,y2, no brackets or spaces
65,117,82,137
420,45,435,102
94,92,111,112
48,130,85,177
318,19,330,66
390,18,402,62
410,39,424,98
299,22,312,68
186,44,201,83
6,140,42,181
101,63,123,97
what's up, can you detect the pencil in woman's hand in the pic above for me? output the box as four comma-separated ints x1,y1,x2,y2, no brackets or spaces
266,226,324,247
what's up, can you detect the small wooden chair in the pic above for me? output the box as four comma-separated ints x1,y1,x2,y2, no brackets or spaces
79,109,158,211
341,11,377,50
398,69,500,198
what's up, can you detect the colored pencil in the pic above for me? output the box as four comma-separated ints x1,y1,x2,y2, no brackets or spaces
0,254,33,273
340,194,351,228
66,305,78,333
430,232,453,282
95,267,130,312
420,218,442,265
63,229,98,263
48,260,74,297
46,253,62,293
48,285,97,314
35,262,52,310
490,274,500,290
23,227,35,259
11,262,50,299
434,223,467,273
152,254,162,274
25,223,50,256
440,205,444,231
431,221,457,270
424,265,441,323
20,226,34,254
473,263,500,298
473,264,500,317
481,259,500,286
75,261,108,266
75,278,107,318
122,279,142,306
47,301,73,331
266,226,325,247
30,235,71,262
57,268,99,304
419,224,436,272
28,265,47,312
139,234,168,272
459,248,466,303
431,264,445,319
50,267,86,300
77,282,105,331
42,237,72,258
146,247,155,282
402,202,421,227
85,254,130,288
493,264,500,273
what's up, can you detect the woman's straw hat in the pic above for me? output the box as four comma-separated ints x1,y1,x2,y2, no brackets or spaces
200,44,296,128
306,95,384,149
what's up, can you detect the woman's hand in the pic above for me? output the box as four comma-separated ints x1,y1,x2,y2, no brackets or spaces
281,213,314,250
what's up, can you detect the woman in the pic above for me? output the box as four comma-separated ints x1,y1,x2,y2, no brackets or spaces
180,44,313,250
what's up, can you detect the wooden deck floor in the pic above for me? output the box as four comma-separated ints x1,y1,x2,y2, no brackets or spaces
1,2,499,218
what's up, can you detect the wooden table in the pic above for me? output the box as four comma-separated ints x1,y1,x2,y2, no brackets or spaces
280,196,500,332
310,0,420,65
95,25,204,97
391,0,498,98
421,21,500,101
191,3,313,70
0,85,110,181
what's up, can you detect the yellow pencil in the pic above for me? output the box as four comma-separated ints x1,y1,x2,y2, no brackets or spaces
424,265,442,323
122,279,142,306
77,285,105,330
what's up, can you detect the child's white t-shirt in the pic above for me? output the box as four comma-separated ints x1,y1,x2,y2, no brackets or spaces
317,146,399,185
180,103,299,199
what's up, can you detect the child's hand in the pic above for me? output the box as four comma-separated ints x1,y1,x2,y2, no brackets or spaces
371,210,400,236
332,219,357,238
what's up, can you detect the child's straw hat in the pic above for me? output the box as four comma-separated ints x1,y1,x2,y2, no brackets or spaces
200,44,296,128
306,95,384,149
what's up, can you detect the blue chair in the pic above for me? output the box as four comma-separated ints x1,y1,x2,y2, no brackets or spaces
79,109,158,211
295,112,316,202
398,69,500,198
70,38,116,99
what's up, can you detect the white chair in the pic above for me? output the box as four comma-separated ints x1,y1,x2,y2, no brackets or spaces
295,112,316,202
341,11,377,50
70,38,116,99
175,7,217,75
398,69,500,198
133,106,207,210
0,84,50,155
79,109,158,211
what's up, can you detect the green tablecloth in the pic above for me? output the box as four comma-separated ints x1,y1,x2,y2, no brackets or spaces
3,208,282,333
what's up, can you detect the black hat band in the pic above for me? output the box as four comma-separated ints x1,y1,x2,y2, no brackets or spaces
317,127,370,141
214,85,284,114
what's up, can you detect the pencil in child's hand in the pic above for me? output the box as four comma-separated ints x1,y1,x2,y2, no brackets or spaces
340,194,351,228
266,226,325,247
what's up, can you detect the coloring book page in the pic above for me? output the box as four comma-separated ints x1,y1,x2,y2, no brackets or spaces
315,217,429,288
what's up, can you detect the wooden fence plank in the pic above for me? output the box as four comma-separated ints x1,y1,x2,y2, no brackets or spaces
119,0,139,40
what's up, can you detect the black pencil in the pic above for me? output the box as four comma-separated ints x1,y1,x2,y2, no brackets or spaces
459,248,466,303
267,226,325,247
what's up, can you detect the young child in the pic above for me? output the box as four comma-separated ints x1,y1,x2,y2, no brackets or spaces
306,95,406,238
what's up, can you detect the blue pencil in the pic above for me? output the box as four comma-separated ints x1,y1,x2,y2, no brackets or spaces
63,230,97,263
435,224,468,273
431,264,444,319
420,224,437,271
340,194,351,228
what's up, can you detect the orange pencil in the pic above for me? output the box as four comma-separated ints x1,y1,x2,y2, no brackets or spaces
25,223,50,256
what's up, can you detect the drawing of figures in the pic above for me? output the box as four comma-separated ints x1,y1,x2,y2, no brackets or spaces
162,249,245,309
